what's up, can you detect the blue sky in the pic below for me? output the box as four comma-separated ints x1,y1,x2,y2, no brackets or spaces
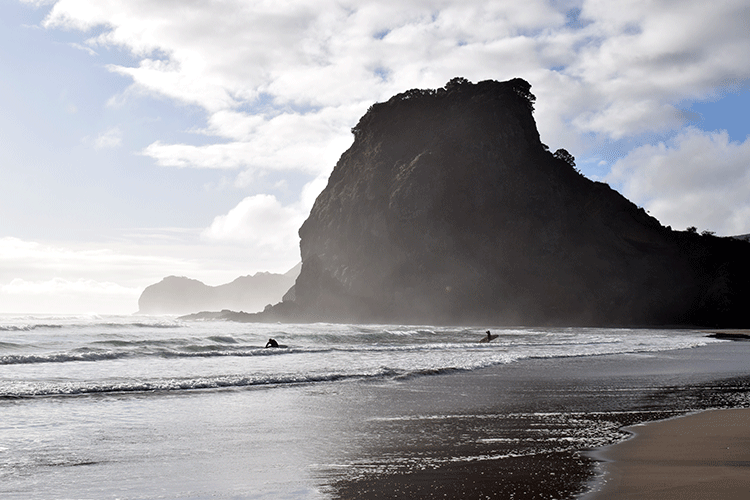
687,90,750,143
2,0,749,314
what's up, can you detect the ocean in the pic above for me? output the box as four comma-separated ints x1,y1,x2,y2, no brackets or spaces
1,315,748,499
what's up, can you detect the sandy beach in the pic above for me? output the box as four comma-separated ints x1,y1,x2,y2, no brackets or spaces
585,408,750,499
326,340,750,499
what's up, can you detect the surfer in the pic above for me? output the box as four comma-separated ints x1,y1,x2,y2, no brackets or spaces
265,338,279,348
480,330,498,343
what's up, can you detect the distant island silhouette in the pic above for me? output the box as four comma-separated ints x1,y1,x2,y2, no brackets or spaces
181,78,750,327
138,264,299,315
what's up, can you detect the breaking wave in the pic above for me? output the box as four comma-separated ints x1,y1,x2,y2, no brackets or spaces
0,369,414,399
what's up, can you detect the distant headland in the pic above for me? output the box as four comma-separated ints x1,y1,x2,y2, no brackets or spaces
180,77,750,327
138,264,299,315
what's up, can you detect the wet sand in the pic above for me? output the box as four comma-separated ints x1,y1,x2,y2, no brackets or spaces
324,340,750,499
586,408,750,499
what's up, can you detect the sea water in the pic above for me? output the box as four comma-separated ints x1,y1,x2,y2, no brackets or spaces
0,315,729,499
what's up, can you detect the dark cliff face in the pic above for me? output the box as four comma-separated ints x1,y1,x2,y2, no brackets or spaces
290,78,750,327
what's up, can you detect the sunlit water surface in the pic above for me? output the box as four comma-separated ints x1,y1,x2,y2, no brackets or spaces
1,315,740,499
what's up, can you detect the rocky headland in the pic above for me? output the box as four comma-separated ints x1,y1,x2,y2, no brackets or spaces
138,265,299,315
183,77,750,327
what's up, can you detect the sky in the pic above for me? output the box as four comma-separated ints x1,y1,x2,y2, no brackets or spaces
1,0,749,314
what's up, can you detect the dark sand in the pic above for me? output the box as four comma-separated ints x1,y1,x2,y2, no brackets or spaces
586,408,750,499
322,339,750,499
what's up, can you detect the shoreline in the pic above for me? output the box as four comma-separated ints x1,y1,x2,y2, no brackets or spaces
705,330,750,340
583,408,750,499
325,341,750,499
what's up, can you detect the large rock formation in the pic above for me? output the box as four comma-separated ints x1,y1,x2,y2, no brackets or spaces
280,77,750,327
138,265,299,315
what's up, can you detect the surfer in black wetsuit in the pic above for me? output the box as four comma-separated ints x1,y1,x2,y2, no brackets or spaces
480,330,498,343
265,338,279,348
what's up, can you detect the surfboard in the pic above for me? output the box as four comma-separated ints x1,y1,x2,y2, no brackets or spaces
479,334,498,343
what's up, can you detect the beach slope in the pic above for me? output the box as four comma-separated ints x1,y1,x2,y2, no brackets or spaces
587,408,750,499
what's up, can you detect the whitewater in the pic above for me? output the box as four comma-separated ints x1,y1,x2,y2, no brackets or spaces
0,314,738,499
0,315,715,399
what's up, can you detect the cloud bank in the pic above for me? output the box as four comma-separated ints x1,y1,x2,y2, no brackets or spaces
30,0,750,239
0,278,139,315
0,236,234,313
11,0,750,314
608,129,750,235
0,237,148,313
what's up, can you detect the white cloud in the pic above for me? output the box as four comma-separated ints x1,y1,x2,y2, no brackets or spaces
1,277,134,295
607,128,750,235
25,0,750,151
69,41,97,56
0,236,156,314
143,105,356,176
30,0,750,179
201,194,305,261
198,173,329,268
93,126,122,149
566,0,750,138
299,173,329,211
0,236,189,285
0,278,140,314
33,0,573,179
